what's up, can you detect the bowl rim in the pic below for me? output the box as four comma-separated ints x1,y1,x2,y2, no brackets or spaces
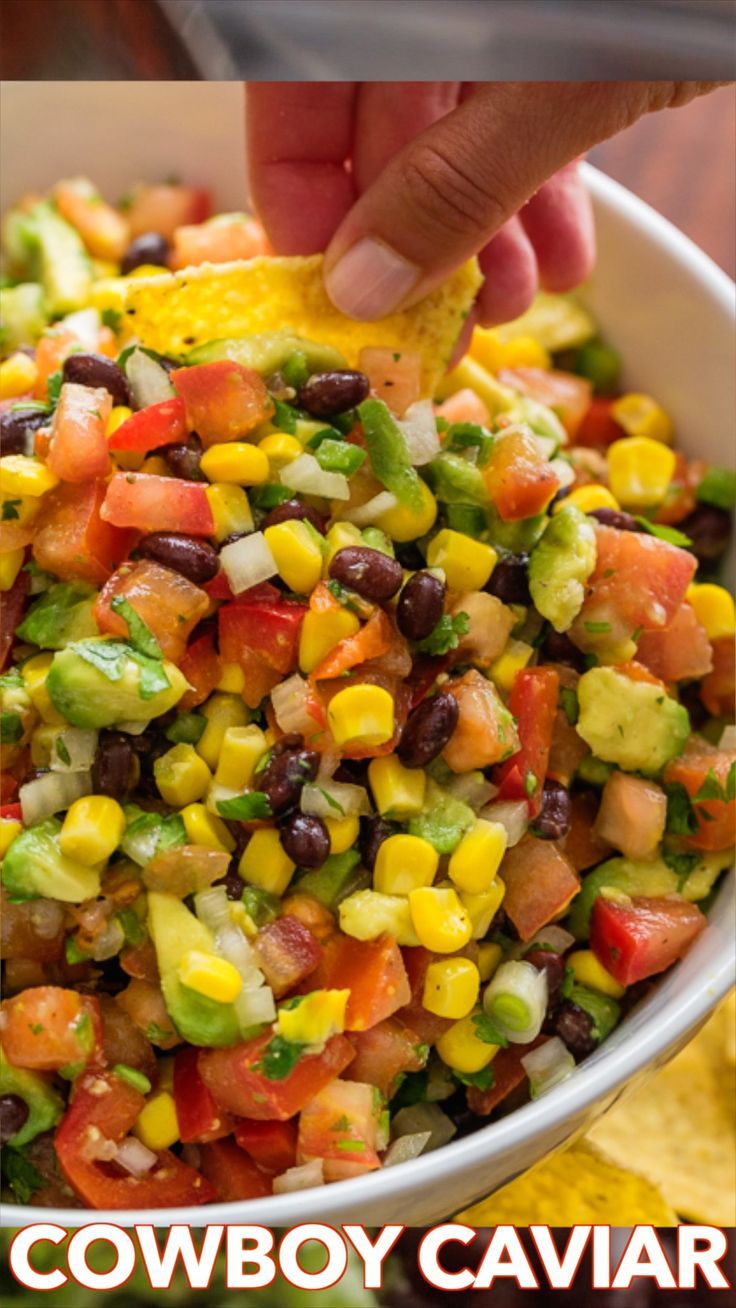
5,163,735,1228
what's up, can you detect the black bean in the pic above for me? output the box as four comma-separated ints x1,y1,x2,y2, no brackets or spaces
62,353,130,406
219,870,246,902
158,434,203,481
0,1094,29,1146
260,499,326,534
297,370,369,419
539,628,587,672
329,546,403,602
279,812,330,868
526,948,566,1012
589,507,640,531
485,553,531,605
91,732,137,800
554,1001,597,1058
530,780,572,841
393,540,426,572
397,690,459,768
678,503,732,564
259,742,319,815
120,232,170,276
137,532,219,584
359,816,397,872
0,406,50,456
396,571,445,642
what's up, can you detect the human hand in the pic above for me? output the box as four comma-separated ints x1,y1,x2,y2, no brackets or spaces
247,81,719,326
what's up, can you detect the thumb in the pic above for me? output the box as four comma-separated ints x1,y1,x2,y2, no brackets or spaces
324,80,716,319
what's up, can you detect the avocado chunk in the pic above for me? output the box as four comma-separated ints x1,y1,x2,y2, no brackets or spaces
46,639,187,729
427,451,489,506
568,849,732,939
0,669,35,750
567,983,620,1044
0,282,47,351
185,331,346,375
408,780,475,854
147,892,240,1047
0,1051,64,1148
16,582,98,650
529,505,597,633
296,850,363,907
576,666,689,774
10,201,92,315
2,817,101,903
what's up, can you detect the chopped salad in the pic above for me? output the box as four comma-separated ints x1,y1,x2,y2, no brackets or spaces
0,180,734,1211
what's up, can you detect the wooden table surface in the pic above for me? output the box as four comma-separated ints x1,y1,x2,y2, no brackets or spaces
590,83,735,277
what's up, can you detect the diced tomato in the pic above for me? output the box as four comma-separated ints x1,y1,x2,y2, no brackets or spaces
47,383,112,482
94,560,209,663
574,396,624,447
101,472,214,535
590,894,706,986
0,802,22,821
178,629,221,710
107,397,187,452
197,1137,272,1200
483,428,561,521
312,608,396,681
0,567,28,671
0,513,36,554
345,1017,426,1099
664,741,736,852
443,669,520,772
203,570,234,601
0,890,64,964
594,771,667,862
219,598,306,677
359,347,421,417
126,183,211,240
33,479,132,585
558,791,609,872
56,1070,214,1209
280,892,336,943
239,649,284,711
172,362,274,446
54,179,130,261
173,1048,234,1143
547,705,589,789
498,837,580,942
234,1119,297,1174
33,328,81,401
466,1036,548,1115
298,1079,382,1182
399,947,454,1043
307,933,411,1032
170,215,269,269
498,368,592,438
253,916,323,998
495,667,559,816
198,1031,355,1120
700,636,735,719
635,602,713,683
0,987,102,1071
435,388,490,428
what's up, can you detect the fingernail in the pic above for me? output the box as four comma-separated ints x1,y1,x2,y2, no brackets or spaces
325,237,420,319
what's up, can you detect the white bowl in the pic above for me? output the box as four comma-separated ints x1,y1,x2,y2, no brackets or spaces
1,82,734,1228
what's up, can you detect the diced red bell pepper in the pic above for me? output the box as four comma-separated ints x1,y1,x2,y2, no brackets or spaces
173,1047,234,1144
253,916,323,998
171,361,274,446
107,397,187,452
203,570,235,601
664,742,736,852
483,428,561,521
234,1118,298,1174
574,396,625,447
0,987,103,1072
590,894,706,986
47,383,112,482
466,1036,548,1115
219,598,306,676
197,1137,272,1200
101,472,214,535
495,667,559,816
498,837,580,942
344,1017,427,1099
198,1031,355,1120
56,1070,214,1209
0,802,22,821
297,1079,382,1182
178,629,222,711
306,933,411,1032
0,567,28,672
94,560,209,663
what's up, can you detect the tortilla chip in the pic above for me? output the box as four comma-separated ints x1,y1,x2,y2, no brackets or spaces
118,255,482,394
456,1140,678,1226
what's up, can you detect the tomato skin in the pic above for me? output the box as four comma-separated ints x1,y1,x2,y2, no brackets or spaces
33,329,80,401
443,669,520,773
297,1079,382,1182
435,388,490,428
664,742,736,852
126,184,211,239
172,362,274,446
178,630,222,710
219,598,306,676
0,567,28,672
197,1137,272,1200
590,895,706,985
33,480,135,585
312,608,397,681
234,1118,297,1174
498,837,580,942
107,397,187,452
253,916,323,998
101,472,215,535
344,1017,426,1099
94,560,209,663
198,1032,355,1121
484,428,561,521
0,987,102,1071
466,1036,548,1115
47,384,112,482
307,934,411,1032
635,602,713,683
495,667,559,816
358,347,421,417
170,216,269,269
498,367,592,438
174,1048,234,1143
574,396,623,447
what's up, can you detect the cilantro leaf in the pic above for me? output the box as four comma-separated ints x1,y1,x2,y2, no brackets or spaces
692,763,735,804
695,466,736,511
110,595,162,658
255,1035,305,1080
46,370,63,406
664,783,698,836
560,686,579,726
634,517,693,548
101,307,122,332
454,1065,495,1091
662,848,699,889
417,610,470,656
216,791,273,820
69,639,170,701
0,710,23,743
54,735,71,765
1,1146,44,1203
1,498,21,521
472,1011,508,1048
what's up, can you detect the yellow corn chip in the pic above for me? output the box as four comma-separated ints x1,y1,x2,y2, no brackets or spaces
118,255,482,394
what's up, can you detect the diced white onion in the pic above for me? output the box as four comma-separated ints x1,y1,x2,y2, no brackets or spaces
382,1131,432,1167
20,769,92,825
121,816,161,867
398,399,441,466
125,346,175,408
49,729,98,773
550,457,576,489
196,893,277,1031
88,916,126,962
221,531,276,594
194,885,233,933
342,491,398,526
445,771,497,812
114,1136,157,1177
61,308,101,351
280,453,350,501
273,1159,325,1194
215,922,264,990
391,1103,457,1152
301,781,371,819
483,960,548,1044
514,924,576,958
270,674,315,736
522,1036,576,1099
234,985,277,1028
480,799,528,847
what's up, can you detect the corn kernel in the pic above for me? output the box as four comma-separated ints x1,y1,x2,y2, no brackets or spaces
239,827,296,896
328,684,394,748
375,479,438,543
368,755,426,819
154,743,211,807
264,519,323,594
0,548,25,592
325,813,360,855
478,941,503,982
214,724,268,790
470,326,505,373
59,795,126,865
501,335,551,370
426,529,497,591
611,393,673,445
299,607,360,674
449,820,507,895
567,949,625,999
423,957,480,1019
133,1091,180,1151
338,888,419,945
178,949,243,1003
205,482,254,542
277,988,350,1045
607,436,676,510
488,639,534,694
460,877,506,940
180,803,235,853
215,661,245,694
196,693,251,770
22,653,65,725
555,483,621,515
323,521,363,566
0,352,38,399
0,818,22,858
200,442,269,486
258,432,303,470
409,886,473,953
138,455,169,477
0,455,58,498
374,833,439,896
686,583,736,641
105,405,133,438
436,1008,499,1074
